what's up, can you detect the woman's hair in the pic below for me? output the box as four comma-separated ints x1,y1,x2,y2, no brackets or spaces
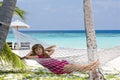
32,44,49,57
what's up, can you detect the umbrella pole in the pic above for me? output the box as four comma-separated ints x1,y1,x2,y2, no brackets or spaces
17,26,18,31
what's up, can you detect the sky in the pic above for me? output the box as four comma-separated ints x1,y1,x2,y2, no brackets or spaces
14,0,120,30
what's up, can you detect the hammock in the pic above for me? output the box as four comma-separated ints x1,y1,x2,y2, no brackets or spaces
12,29,120,66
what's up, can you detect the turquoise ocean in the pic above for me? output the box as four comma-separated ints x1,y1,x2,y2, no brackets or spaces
7,30,120,49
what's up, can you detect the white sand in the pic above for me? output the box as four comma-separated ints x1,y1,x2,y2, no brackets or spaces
12,46,120,74
101,57,120,74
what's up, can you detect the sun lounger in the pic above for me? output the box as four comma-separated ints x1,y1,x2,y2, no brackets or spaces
20,42,30,50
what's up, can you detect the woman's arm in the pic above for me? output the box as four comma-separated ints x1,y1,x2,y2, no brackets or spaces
44,45,56,56
45,48,55,56
21,51,38,59
24,55,38,59
45,45,56,50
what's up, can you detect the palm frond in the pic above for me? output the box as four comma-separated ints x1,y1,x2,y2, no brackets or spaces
14,6,26,20
0,43,26,71
0,1,2,7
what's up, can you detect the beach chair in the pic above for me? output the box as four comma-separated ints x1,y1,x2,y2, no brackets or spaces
7,42,13,49
20,42,30,50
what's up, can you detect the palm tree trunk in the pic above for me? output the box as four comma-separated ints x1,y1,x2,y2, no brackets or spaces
0,0,17,53
83,0,100,80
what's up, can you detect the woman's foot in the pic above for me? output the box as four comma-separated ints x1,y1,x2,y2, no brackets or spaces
89,59,100,71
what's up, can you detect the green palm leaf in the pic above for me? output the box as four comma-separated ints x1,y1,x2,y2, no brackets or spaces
14,6,26,20
0,43,26,71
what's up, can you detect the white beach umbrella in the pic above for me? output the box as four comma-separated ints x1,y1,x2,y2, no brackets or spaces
10,20,30,31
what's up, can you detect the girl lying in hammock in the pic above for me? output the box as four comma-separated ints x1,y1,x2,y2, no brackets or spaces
22,44,99,74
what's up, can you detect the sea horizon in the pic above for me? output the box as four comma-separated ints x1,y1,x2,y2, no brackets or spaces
9,29,120,33
7,29,120,49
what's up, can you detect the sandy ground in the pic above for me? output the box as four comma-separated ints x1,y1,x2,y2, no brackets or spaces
12,46,120,74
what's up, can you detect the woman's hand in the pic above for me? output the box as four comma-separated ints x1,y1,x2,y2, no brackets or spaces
21,56,28,59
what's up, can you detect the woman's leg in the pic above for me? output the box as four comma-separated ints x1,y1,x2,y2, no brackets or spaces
63,60,99,72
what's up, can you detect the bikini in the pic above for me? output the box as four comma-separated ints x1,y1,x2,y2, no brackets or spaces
37,54,71,74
